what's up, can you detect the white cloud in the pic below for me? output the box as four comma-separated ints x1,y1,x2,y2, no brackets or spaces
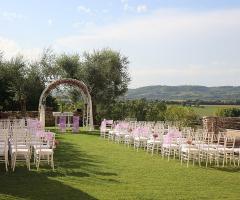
77,5,92,14
72,21,95,30
0,36,41,60
137,5,147,13
48,19,53,26
123,3,134,12
102,9,109,14
56,8,240,87
0,11,24,21
57,9,240,46
120,0,133,12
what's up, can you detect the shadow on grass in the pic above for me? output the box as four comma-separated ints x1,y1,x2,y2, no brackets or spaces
78,131,100,136
0,168,97,200
209,165,240,173
191,161,240,173
54,139,118,181
0,134,118,199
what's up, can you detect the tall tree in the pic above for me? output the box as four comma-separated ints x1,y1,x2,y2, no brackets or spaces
56,49,130,122
81,49,130,119
56,53,81,79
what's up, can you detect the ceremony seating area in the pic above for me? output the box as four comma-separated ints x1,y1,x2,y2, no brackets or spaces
100,120,240,168
0,126,239,199
0,118,56,172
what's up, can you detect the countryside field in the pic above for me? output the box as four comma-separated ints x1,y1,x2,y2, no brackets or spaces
191,105,240,117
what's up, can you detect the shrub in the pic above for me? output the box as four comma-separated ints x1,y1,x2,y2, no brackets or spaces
216,108,240,117
165,106,200,127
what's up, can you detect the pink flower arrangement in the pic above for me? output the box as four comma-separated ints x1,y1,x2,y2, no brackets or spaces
187,140,192,145
128,128,133,132
55,140,60,147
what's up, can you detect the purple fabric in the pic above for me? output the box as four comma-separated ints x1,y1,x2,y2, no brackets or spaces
59,116,66,132
140,127,150,137
163,130,182,144
114,124,120,131
106,120,113,125
36,131,54,141
72,116,79,133
27,119,43,134
100,120,107,132
132,127,140,137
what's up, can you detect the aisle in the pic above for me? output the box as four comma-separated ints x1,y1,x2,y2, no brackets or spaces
54,132,240,200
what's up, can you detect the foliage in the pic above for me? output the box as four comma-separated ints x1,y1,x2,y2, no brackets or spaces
216,107,240,117
0,48,130,115
55,49,131,122
145,101,166,121
165,106,200,127
81,49,130,106
0,53,57,112
96,99,167,124
192,105,240,117
56,53,81,79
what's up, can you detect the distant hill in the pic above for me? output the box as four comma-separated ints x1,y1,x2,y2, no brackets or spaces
126,85,240,101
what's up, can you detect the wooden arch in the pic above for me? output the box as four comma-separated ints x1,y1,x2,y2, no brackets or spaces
38,78,93,130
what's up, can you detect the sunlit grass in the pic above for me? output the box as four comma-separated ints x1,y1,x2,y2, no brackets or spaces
0,130,239,200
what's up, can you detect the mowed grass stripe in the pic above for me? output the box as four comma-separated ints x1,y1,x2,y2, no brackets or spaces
0,131,239,200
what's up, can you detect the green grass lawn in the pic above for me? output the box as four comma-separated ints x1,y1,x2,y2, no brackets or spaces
0,131,240,200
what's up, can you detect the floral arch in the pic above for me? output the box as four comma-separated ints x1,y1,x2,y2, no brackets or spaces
38,78,93,130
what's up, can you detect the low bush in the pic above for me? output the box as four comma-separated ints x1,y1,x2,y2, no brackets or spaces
216,107,240,117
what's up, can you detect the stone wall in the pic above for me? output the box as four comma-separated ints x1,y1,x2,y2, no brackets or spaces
203,116,240,147
0,111,55,126
203,116,240,133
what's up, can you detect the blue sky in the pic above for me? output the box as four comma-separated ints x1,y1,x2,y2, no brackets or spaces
0,0,240,88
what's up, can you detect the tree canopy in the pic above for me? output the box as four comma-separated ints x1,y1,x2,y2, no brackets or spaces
0,48,131,121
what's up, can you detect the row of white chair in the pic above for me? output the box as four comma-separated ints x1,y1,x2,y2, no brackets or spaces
0,127,55,172
101,121,240,168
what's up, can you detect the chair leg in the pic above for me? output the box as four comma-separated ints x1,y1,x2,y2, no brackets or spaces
181,153,183,165
168,149,170,161
37,155,40,171
206,154,208,168
162,148,165,159
27,158,30,170
5,158,8,172
222,154,225,167
12,154,16,172
151,144,154,156
51,154,55,171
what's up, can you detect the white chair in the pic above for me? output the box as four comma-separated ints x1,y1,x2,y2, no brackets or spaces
217,136,235,167
234,146,240,166
10,129,31,171
146,133,163,155
198,133,219,167
0,129,9,171
124,133,134,148
162,137,181,161
34,132,55,171
133,127,150,151
180,142,199,167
